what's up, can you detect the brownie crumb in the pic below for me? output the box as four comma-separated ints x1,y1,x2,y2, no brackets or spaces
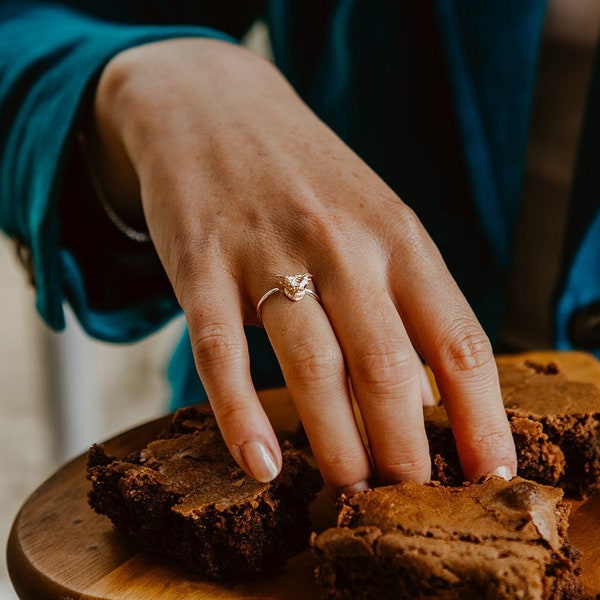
524,360,561,375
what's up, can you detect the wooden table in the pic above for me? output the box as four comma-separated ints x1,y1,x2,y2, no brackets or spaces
7,389,600,599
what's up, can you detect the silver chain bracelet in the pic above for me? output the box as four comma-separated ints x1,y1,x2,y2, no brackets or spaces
77,131,151,244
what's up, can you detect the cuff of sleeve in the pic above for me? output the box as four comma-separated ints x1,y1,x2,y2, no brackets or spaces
1,4,237,340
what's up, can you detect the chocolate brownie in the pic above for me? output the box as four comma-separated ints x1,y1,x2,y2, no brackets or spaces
312,477,583,600
426,352,600,498
87,405,322,581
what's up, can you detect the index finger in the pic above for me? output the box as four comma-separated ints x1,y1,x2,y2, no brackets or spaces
180,274,284,484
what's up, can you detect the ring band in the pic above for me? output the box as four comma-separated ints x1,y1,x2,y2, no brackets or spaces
256,273,321,323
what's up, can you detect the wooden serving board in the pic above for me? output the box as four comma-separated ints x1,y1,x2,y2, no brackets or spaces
7,388,600,599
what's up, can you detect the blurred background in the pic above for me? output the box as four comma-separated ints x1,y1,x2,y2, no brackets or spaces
0,235,183,600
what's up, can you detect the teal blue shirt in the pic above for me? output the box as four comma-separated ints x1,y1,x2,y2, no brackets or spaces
1,1,599,408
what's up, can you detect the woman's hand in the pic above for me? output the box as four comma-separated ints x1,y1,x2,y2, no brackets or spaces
88,37,517,494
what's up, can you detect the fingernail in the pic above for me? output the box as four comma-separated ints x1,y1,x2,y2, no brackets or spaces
241,441,279,482
489,465,513,481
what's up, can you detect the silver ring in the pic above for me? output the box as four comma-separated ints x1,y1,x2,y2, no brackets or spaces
256,273,321,323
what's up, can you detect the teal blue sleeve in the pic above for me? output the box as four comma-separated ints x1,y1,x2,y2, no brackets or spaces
0,1,247,342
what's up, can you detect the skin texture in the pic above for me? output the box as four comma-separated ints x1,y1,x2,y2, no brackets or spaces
87,37,517,493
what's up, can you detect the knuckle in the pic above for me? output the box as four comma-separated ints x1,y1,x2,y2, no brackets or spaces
353,342,415,387
285,341,344,386
440,319,494,376
394,203,422,235
275,190,337,247
389,204,428,252
166,232,220,308
191,322,246,372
